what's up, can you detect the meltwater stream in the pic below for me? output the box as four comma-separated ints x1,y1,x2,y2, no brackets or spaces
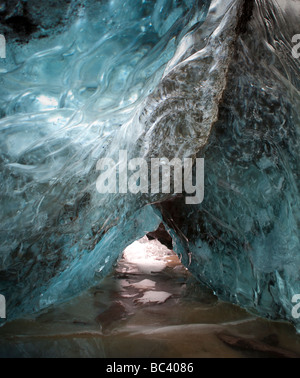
0,237,299,358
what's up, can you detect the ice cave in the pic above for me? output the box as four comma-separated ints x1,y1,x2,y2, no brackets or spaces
0,0,299,358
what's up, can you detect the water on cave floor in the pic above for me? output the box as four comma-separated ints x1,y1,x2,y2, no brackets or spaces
0,237,299,358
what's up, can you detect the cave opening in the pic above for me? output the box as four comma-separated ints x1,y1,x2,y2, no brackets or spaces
113,225,191,307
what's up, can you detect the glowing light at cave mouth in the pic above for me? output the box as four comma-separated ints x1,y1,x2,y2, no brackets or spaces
122,236,184,276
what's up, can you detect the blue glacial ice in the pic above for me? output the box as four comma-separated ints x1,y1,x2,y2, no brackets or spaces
0,0,211,320
0,0,299,331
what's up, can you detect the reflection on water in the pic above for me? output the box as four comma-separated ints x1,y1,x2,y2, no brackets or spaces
0,237,300,358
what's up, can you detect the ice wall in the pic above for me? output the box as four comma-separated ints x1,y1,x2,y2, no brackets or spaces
0,0,211,320
0,0,299,330
158,0,300,328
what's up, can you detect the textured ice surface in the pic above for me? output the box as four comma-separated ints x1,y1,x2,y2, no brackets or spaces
0,0,299,330
157,0,300,328
0,0,211,320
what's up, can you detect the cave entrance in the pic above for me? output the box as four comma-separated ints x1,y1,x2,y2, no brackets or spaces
112,224,191,307
95,223,210,335
119,223,181,275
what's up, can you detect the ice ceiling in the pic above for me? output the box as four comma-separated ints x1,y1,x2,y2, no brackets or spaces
0,0,299,330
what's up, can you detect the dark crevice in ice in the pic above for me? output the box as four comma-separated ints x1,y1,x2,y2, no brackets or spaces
0,0,83,42
235,0,255,35
147,223,173,251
